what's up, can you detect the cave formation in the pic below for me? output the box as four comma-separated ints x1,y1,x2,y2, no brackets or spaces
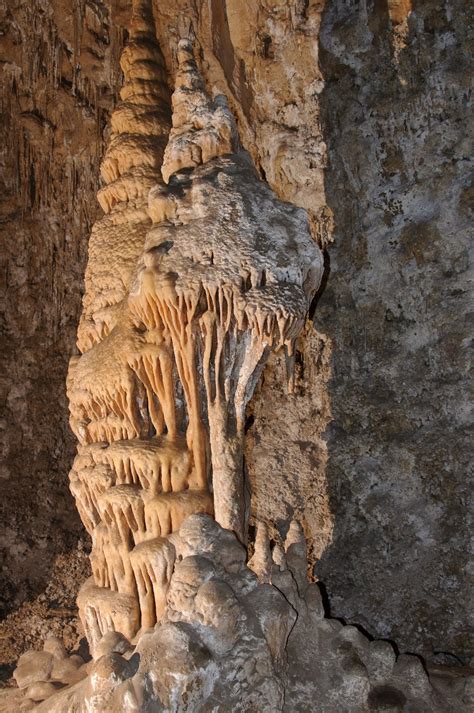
67,0,322,655
1,0,472,711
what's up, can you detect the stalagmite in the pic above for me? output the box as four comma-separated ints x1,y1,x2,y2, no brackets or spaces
66,0,218,652
64,0,323,656
75,0,171,354
248,521,273,582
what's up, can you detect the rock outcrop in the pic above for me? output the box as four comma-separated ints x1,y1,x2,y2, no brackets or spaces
151,0,473,662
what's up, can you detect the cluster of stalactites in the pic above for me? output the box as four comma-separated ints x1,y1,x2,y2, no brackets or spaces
128,37,320,371
123,40,322,539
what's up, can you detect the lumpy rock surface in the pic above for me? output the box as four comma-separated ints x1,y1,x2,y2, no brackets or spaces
1,0,472,682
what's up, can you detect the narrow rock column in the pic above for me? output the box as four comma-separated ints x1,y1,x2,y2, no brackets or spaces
67,4,214,654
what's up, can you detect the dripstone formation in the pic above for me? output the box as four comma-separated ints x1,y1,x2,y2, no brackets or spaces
7,3,472,712
68,0,321,661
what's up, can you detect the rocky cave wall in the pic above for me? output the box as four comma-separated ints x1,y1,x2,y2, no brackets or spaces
0,0,130,666
314,0,472,663
1,0,472,675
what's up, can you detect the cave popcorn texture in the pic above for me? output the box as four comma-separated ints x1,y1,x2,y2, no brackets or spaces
67,2,322,657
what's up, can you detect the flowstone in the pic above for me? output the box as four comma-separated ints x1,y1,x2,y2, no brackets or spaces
9,2,471,712
11,515,472,712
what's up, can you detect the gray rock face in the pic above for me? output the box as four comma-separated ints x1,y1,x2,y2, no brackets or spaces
314,0,473,663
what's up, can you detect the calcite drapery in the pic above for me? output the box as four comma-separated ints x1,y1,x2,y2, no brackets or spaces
67,0,322,653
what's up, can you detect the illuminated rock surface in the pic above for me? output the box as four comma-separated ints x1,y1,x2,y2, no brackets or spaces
1,0,471,708
66,0,321,674
9,515,472,712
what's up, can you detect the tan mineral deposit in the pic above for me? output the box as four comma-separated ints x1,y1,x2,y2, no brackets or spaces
0,0,472,711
